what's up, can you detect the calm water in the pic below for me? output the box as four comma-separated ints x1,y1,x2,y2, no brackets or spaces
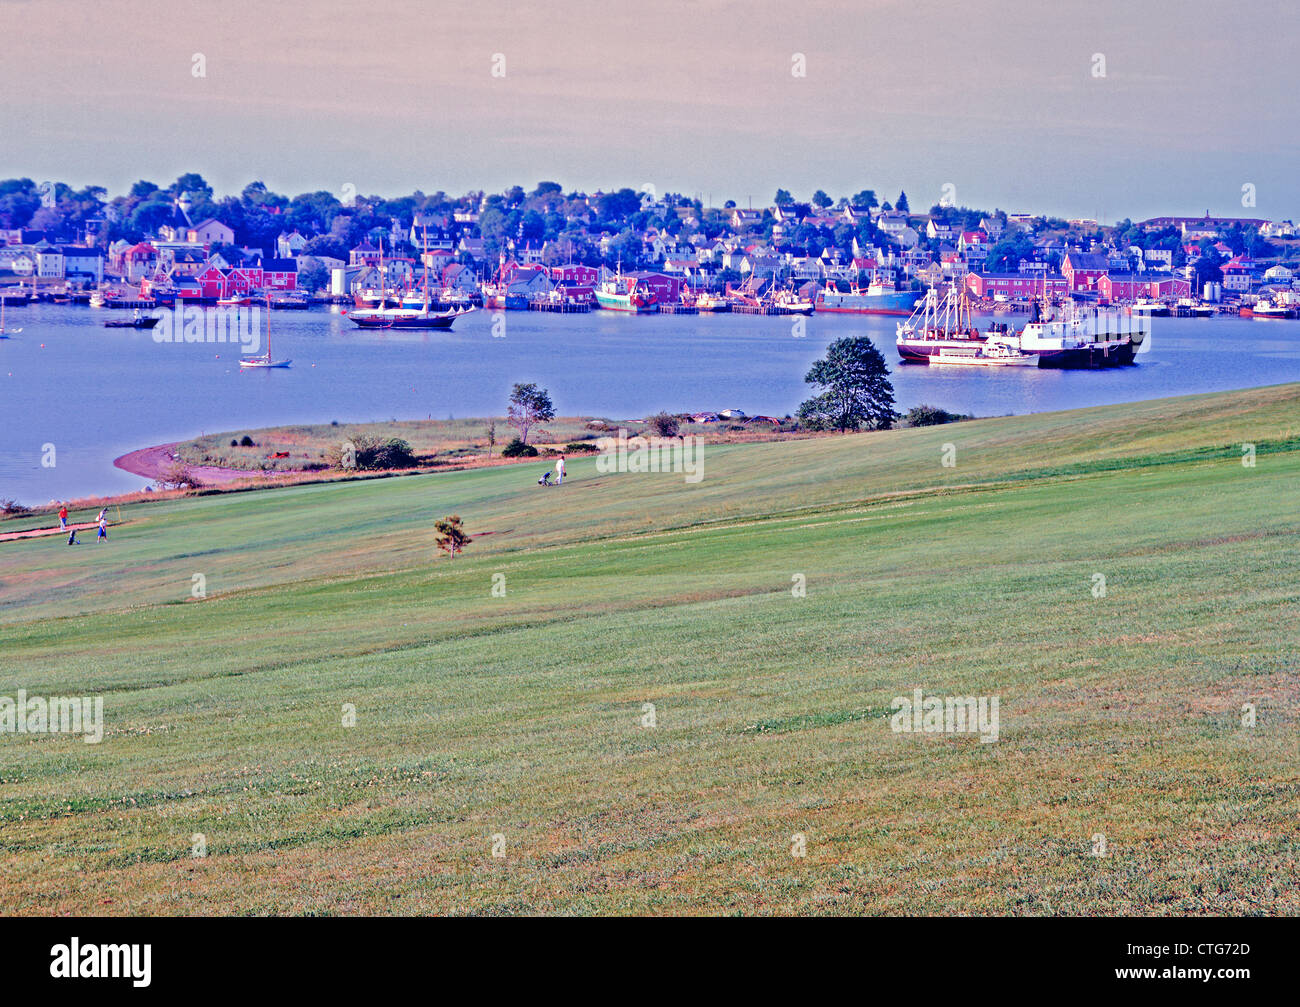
2,302,1299,504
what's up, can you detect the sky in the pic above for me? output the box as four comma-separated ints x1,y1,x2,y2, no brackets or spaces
1,0,1297,221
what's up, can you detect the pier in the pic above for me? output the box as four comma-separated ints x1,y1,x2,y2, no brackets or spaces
527,298,591,313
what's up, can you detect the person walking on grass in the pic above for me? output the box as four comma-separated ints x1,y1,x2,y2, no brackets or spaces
96,516,107,543
555,454,566,485
58,505,68,530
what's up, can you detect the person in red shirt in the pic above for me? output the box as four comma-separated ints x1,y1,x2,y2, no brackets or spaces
58,505,69,529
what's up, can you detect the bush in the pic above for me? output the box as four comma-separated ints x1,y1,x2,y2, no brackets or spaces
0,498,30,516
230,439,238,447
357,436,416,470
564,441,599,453
906,404,964,427
647,411,681,438
326,435,418,471
240,435,255,447
160,459,200,490
501,438,539,458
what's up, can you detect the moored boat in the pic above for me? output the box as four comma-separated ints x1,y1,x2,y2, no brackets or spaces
818,277,921,315
595,275,658,313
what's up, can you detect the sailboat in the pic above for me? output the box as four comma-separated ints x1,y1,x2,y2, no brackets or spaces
0,296,21,337
240,296,291,368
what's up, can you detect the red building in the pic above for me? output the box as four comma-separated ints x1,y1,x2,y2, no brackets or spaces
630,271,682,302
1148,276,1191,298
194,264,229,299
261,258,298,291
1098,273,1144,302
1061,252,1109,293
965,272,1068,298
549,263,599,286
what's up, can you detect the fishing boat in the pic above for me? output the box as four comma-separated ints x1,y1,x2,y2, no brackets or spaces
595,270,658,313
773,288,815,315
817,276,921,315
241,297,291,368
1131,297,1170,316
104,309,160,329
696,292,730,312
217,293,253,307
1250,299,1294,319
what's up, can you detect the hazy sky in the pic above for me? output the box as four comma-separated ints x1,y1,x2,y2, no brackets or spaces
2,0,1296,221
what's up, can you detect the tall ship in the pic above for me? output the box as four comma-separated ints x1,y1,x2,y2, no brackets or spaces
595,273,658,313
817,277,921,315
344,230,476,329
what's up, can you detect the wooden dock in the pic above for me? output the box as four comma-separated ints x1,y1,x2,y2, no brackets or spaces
659,303,699,315
527,299,591,313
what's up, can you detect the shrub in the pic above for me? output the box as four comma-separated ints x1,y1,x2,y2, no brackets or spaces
240,435,255,447
906,404,965,427
325,435,418,471
647,411,681,438
230,439,238,447
564,441,599,453
160,459,200,490
350,435,416,470
501,437,539,458
0,498,30,516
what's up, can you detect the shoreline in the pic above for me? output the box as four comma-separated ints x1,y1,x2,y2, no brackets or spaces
113,441,258,486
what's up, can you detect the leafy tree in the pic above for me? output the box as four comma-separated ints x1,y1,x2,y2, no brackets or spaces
520,209,545,242
796,337,897,432
896,191,909,212
296,256,329,293
774,189,794,206
507,382,555,444
532,181,562,198
812,189,833,209
434,514,471,558
171,173,213,199
648,411,680,437
851,190,878,209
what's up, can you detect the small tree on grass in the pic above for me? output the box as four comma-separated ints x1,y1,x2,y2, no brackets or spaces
434,514,471,558
648,411,681,437
796,336,897,432
485,419,497,457
507,382,555,445
159,459,200,490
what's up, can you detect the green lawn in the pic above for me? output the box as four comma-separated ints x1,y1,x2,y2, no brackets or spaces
0,384,1297,915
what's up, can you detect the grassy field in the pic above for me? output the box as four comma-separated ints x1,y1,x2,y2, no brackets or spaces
0,384,1297,915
